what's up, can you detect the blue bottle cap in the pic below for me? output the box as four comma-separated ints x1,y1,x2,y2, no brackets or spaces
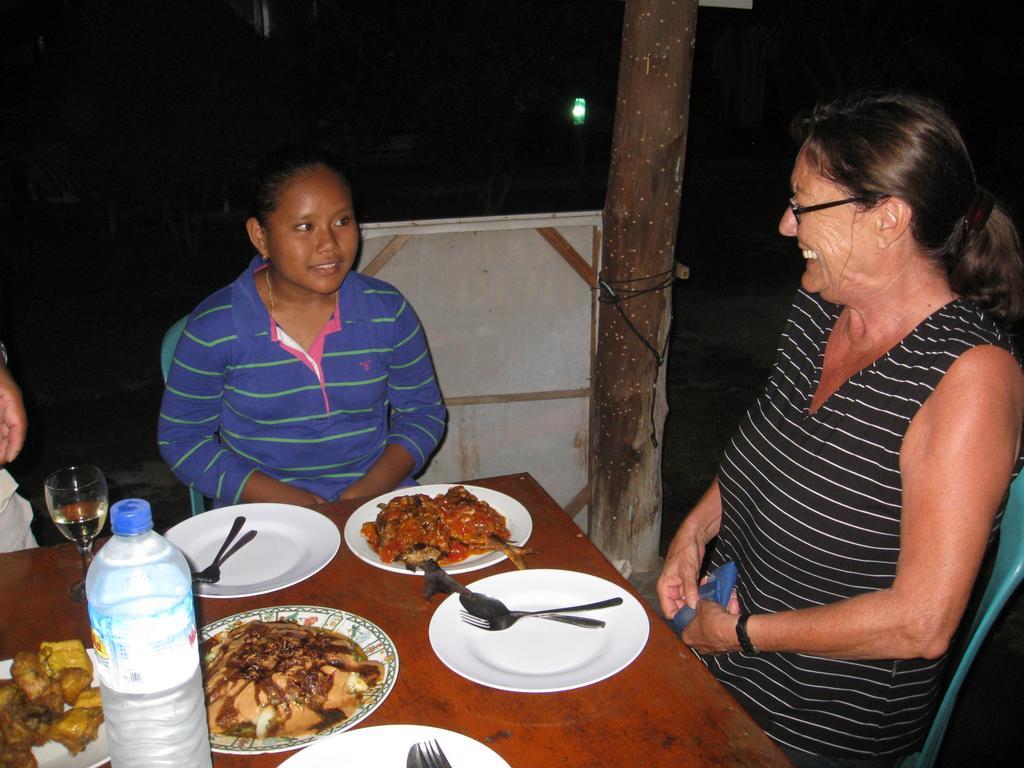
110,498,154,535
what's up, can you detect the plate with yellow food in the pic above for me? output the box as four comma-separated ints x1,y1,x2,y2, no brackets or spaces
200,605,398,755
0,640,107,768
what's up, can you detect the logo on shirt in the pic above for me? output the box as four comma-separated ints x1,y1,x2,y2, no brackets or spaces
358,360,371,372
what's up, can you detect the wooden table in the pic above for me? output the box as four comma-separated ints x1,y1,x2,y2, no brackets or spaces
0,473,791,767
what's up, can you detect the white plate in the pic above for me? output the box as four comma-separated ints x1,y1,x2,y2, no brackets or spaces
200,605,398,755
1,650,109,768
343,484,533,575
165,503,340,598
278,724,510,767
429,569,649,693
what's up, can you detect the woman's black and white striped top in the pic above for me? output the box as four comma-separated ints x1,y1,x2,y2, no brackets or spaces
702,288,1018,759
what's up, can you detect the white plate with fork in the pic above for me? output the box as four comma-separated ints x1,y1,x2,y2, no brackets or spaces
165,503,339,598
429,569,649,693
277,724,509,767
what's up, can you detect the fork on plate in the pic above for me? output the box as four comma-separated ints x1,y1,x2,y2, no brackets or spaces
410,738,454,768
460,610,606,631
192,529,258,584
458,595,621,631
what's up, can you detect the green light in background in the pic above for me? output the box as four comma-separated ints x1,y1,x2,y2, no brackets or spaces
571,97,587,125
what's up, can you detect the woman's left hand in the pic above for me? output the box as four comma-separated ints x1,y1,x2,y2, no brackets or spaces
682,592,742,655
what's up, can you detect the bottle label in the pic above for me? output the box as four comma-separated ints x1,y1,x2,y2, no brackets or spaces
89,593,200,694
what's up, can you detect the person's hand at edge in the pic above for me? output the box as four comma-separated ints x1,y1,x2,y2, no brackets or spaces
657,479,724,620
240,471,325,506
0,360,27,465
682,596,742,654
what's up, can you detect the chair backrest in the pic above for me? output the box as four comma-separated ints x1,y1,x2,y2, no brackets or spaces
160,315,189,381
901,472,1024,767
160,316,206,516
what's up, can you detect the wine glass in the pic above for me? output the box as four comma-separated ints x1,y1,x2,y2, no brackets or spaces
44,465,109,603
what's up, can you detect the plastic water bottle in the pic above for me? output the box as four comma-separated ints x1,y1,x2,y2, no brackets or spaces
86,498,212,767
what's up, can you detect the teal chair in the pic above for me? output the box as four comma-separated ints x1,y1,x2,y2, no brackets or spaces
900,472,1024,766
160,316,207,516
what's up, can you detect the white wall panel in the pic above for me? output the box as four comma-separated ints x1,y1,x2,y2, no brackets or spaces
360,212,600,517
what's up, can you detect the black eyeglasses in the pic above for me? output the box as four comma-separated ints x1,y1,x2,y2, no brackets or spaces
789,196,876,222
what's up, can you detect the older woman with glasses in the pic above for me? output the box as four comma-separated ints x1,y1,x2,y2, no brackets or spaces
658,91,1024,768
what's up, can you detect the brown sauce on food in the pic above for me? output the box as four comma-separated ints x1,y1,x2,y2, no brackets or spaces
203,620,383,739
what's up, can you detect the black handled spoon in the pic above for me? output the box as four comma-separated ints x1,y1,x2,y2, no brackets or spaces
191,515,245,583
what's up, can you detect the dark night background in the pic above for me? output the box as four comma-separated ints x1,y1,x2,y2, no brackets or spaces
2,1,1023,764
4,0,1022,492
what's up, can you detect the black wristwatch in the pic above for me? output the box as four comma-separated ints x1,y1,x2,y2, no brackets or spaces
736,612,759,654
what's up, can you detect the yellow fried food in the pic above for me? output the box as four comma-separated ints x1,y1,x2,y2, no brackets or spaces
45,706,104,756
0,739,37,768
72,687,101,709
10,653,63,716
0,680,50,750
2,638,104,763
0,680,19,709
57,668,92,708
39,640,92,678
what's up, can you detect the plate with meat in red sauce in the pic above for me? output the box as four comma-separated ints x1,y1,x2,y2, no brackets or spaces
344,484,533,574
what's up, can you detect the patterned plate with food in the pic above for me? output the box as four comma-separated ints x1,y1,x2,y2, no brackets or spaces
200,605,398,755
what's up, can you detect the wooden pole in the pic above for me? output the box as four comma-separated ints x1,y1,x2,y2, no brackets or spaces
590,0,697,570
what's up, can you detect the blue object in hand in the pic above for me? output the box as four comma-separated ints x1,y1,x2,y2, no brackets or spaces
671,561,738,633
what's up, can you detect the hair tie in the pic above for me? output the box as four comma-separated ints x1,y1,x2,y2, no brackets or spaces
965,187,995,232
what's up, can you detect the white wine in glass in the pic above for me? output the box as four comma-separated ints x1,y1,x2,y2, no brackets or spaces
44,466,109,603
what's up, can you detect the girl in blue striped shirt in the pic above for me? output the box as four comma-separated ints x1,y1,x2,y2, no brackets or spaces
158,146,447,507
